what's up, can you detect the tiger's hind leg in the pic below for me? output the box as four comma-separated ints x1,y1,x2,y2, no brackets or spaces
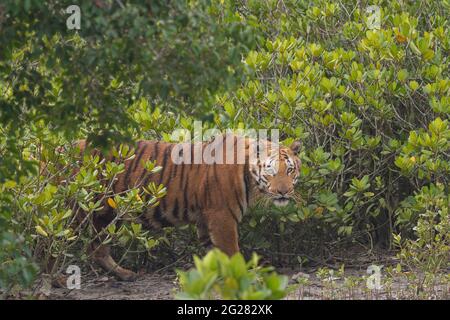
89,202,138,281
89,241,138,282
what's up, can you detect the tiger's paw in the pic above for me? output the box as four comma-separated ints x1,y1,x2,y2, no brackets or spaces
116,268,138,282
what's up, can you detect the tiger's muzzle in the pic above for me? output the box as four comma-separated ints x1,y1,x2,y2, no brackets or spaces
269,186,294,207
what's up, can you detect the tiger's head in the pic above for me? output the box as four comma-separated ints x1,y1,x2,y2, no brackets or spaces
249,140,301,207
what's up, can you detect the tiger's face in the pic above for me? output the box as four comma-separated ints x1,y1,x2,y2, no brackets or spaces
250,140,301,207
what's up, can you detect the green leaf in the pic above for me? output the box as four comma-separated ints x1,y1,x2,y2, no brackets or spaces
397,69,409,82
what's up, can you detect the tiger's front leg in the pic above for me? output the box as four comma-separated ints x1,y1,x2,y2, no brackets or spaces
204,209,239,256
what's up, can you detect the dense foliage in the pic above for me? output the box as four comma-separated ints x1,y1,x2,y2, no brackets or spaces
0,0,448,296
216,0,449,264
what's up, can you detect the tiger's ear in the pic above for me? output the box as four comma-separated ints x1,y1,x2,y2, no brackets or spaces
290,140,301,154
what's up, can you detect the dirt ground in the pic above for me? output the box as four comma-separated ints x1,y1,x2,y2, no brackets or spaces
28,267,448,300
44,273,177,300
8,247,446,300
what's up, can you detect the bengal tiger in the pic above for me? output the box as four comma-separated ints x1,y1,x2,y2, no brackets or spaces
72,134,301,281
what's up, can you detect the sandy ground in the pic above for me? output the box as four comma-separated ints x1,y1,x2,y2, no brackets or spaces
29,268,448,300
9,247,446,300
38,273,177,300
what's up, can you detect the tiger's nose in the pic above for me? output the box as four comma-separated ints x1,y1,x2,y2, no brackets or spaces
277,185,291,196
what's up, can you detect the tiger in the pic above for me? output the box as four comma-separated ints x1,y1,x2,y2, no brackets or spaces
72,134,301,281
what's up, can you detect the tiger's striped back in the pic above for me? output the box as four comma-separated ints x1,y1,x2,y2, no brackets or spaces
119,139,252,228
77,135,255,232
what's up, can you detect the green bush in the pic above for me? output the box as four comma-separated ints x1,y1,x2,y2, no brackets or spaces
176,249,288,300
6,143,167,279
212,0,449,258
395,183,450,273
